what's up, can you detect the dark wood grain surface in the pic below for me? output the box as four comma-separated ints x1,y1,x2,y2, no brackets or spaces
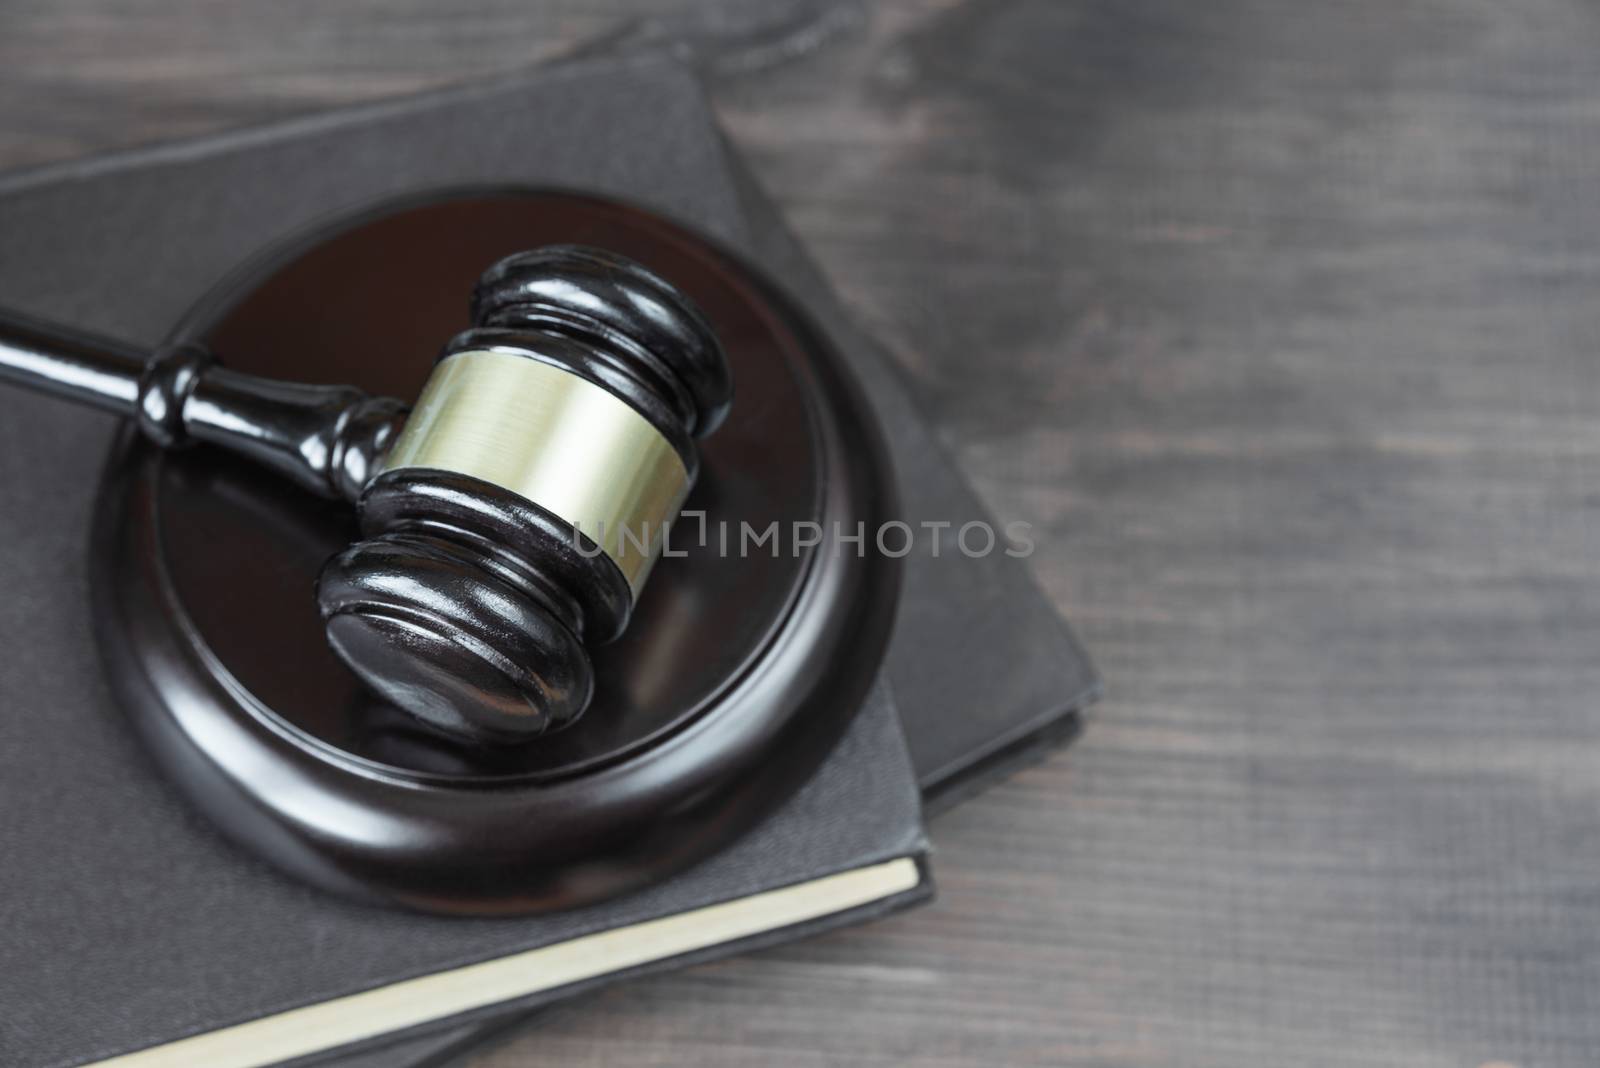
4,2,1597,1065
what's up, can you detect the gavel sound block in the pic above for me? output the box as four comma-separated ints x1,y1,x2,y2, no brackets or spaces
3,192,900,914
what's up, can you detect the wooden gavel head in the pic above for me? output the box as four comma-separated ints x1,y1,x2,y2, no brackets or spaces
317,246,733,743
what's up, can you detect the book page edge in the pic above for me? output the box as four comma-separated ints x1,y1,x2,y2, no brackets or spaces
85,857,923,1068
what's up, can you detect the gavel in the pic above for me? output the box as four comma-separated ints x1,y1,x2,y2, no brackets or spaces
0,246,732,744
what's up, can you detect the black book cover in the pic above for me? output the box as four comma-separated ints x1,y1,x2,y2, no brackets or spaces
0,57,933,1068
0,54,1096,1068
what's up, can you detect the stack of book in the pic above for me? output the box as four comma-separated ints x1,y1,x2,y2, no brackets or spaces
0,54,1096,1068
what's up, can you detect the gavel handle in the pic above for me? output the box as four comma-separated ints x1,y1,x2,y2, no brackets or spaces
0,308,406,503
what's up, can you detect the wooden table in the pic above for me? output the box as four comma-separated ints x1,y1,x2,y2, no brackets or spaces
4,2,1597,1064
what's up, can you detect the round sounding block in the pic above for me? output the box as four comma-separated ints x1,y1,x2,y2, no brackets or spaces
92,191,900,915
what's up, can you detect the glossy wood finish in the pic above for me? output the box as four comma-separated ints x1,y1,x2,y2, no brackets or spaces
11,0,1600,1064
0,309,148,415
0,309,406,498
0,243,738,742
322,245,733,740
92,192,900,913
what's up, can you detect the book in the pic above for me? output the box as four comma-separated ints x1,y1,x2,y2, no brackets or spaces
0,58,933,1068
0,53,1097,1068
